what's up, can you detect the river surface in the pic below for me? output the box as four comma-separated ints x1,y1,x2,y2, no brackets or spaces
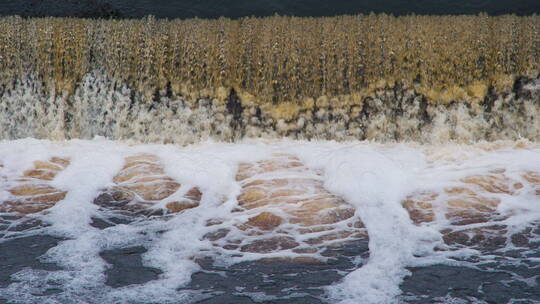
1,139,539,303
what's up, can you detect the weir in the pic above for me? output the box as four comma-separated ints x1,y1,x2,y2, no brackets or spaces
1,14,540,304
0,15,539,143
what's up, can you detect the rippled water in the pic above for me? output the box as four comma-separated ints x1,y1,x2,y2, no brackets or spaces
1,139,539,303
1,0,539,18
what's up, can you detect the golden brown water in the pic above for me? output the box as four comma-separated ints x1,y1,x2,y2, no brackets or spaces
0,15,539,145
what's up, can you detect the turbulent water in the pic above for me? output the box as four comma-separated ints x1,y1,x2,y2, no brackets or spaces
1,72,540,145
1,139,539,303
1,11,539,304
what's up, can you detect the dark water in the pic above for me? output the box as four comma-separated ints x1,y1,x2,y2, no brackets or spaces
403,227,540,304
1,214,539,303
1,228,539,303
0,235,63,289
403,264,540,303
0,0,539,19
0,232,367,303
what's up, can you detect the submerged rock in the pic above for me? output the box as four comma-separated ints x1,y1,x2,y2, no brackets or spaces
0,157,70,214
94,153,201,215
403,167,540,250
207,154,366,257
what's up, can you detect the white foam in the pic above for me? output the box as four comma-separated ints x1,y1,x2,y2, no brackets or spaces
287,142,441,303
287,140,540,303
0,139,539,303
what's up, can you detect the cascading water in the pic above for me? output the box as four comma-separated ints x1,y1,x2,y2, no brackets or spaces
2,70,540,144
1,14,540,304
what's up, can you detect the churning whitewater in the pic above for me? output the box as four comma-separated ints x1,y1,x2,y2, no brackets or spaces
1,138,539,303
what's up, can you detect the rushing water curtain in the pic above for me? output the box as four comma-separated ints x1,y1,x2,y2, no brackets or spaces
0,14,539,104
0,15,539,143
